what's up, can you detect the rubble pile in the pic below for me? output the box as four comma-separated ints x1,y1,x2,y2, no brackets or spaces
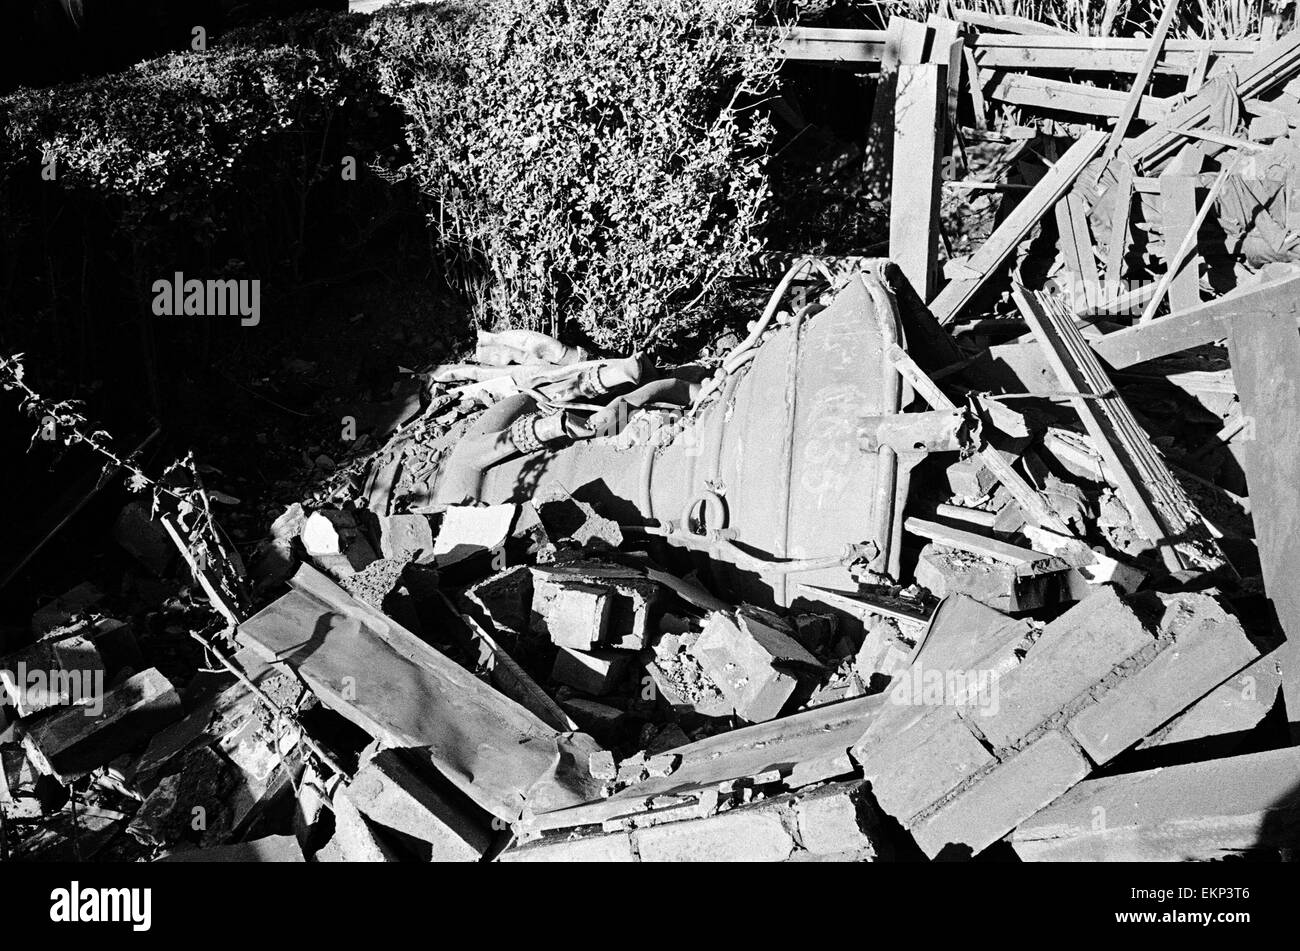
5,5,1300,862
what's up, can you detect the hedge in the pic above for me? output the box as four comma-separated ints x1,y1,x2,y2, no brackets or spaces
372,0,782,352
2,1,783,355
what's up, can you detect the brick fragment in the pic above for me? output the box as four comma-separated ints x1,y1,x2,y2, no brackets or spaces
910,731,1089,858
1067,593,1259,763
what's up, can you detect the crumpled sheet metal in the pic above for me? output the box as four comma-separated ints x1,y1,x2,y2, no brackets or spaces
238,564,603,823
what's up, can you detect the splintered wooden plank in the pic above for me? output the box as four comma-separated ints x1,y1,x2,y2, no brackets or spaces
988,71,1173,121
963,44,988,129
929,130,1106,325
1227,310,1300,736
777,27,886,63
866,16,929,200
1157,170,1202,314
1099,0,1179,175
972,38,1256,75
1088,273,1300,368
890,63,946,300
1126,30,1300,171
1054,191,1100,311
1013,288,1226,574
972,36,1257,54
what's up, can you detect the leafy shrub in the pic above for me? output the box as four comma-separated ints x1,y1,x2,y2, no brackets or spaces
374,0,781,353
0,11,394,257
1,2,783,357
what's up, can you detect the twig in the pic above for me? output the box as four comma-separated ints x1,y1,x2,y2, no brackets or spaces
188,632,351,782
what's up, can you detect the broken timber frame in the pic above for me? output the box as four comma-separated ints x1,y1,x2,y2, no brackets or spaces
890,62,947,299
1012,287,1227,575
1125,28,1300,172
1098,0,1179,175
929,130,1106,325
886,344,1071,535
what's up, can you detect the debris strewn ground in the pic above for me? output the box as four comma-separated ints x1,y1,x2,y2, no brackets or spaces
3,4,1300,863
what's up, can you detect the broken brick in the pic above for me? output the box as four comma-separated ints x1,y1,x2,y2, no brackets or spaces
910,730,1089,859
345,749,491,862
532,580,611,650
692,610,822,723
551,647,632,696
21,667,183,784
973,586,1154,750
1066,593,1260,763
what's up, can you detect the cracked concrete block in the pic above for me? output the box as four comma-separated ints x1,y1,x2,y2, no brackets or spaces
860,706,995,824
346,750,491,862
551,647,632,696
532,581,611,650
692,611,822,723
1067,594,1259,763
975,586,1153,750
636,807,796,862
910,730,1089,859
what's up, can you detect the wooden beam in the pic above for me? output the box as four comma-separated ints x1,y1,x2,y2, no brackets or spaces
1088,273,1300,368
929,130,1106,325
1141,163,1230,323
1055,190,1101,312
1156,158,1203,316
866,17,929,200
1226,310,1300,736
972,36,1256,75
926,14,963,151
890,63,946,300
988,71,1173,121
777,27,887,63
1099,0,1179,175
971,36,1257,54
963,43,988,128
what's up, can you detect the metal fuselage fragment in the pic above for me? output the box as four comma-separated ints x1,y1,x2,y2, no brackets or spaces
443,270,910,607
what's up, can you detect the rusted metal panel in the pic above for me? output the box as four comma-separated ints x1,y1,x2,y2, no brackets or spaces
475,269,908,607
